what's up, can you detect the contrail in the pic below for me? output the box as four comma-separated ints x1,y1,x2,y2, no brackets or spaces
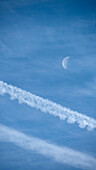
0,80,96,130
0,124,96,169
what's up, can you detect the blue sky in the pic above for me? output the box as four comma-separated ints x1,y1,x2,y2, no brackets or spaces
0,0,96,169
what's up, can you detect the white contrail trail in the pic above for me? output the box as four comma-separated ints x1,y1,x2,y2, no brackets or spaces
0,80,96,130
0,124,96,169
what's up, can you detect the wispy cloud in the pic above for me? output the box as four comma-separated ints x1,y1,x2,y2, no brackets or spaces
0,124,96,169
0,81,96,130
74,78,96,97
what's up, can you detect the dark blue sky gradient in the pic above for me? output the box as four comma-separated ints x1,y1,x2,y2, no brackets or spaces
0,0,96,169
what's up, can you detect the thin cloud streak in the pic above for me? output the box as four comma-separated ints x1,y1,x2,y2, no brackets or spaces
0,124,96,169
0,81,96,130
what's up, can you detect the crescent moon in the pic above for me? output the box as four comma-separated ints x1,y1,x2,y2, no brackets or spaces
62,56,70,69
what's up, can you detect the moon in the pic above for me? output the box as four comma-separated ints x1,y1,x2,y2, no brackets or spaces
62,56,70,69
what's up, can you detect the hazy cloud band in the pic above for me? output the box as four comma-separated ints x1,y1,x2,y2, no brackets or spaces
0,80,96,130
0,124,96,169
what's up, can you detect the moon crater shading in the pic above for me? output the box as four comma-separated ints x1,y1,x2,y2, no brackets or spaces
62,56,70,69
